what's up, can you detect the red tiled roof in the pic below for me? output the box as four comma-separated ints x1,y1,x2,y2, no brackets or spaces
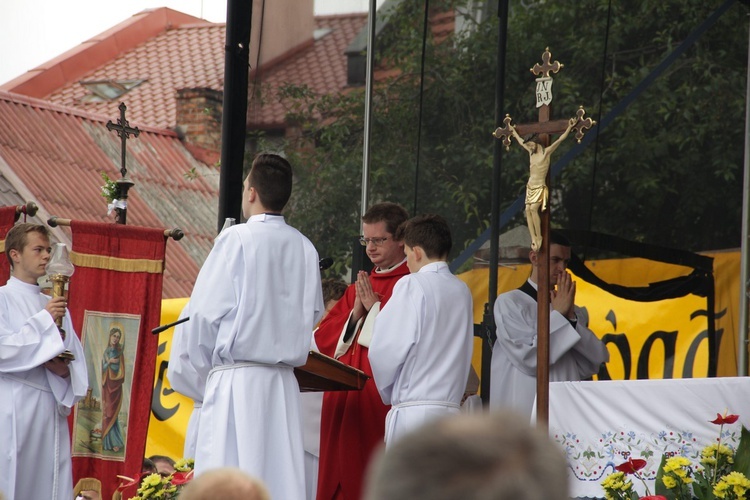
247,14,368,128
46,23,226,131
0,90,219,298
0,8,368,297
1,8,208,100
12,11,365,132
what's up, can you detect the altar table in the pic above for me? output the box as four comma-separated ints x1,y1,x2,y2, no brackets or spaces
547,377,750,498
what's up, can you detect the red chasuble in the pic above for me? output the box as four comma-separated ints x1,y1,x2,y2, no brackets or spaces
315,261,409,500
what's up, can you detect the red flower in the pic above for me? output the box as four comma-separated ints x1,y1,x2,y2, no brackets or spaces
710,413,739,425
171,470,194,486
115,475,140,491
615,458,647,474
640,496,668,500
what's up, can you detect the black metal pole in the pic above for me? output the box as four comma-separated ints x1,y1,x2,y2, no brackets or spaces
218,0,253,232
481,0,509,407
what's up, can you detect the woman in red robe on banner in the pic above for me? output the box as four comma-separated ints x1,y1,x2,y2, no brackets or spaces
102,323,126,453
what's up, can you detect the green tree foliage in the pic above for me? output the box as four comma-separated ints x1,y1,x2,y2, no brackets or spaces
271,0,747,274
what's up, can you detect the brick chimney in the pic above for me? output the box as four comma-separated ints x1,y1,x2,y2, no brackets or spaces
175,87,223,166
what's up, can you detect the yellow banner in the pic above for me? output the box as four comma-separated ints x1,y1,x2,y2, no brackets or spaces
146,298,190,460
146,251,741,458
458,251,739,382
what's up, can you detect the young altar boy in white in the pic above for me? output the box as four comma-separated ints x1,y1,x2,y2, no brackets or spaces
0,223,87,499
167,153,324,500
369,214,474,447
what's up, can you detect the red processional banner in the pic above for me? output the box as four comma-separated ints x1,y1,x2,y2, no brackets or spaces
66,221,167,499
0,206,20,284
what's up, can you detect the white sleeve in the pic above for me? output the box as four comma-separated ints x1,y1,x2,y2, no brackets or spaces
168,233,240,398
167,302,207,402
0,308,65,373
368,278,419,405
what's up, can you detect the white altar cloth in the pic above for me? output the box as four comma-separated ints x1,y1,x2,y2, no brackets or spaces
548,377,750,498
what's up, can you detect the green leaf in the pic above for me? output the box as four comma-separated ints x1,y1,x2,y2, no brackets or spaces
654,454,677,500
732,425,750,478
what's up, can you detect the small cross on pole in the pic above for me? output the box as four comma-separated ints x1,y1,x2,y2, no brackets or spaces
106,102,140,224
492,48,595,428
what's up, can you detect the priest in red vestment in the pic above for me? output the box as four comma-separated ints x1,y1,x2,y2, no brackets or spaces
315,202,409,500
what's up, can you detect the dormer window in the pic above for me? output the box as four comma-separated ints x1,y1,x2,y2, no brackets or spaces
79,79,145,102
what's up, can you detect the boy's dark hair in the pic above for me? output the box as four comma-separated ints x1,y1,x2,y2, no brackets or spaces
142,458,157,473
395,214,452,259
322,278,348,304
5,223,49,268
148,454,176,466
247,153,293,212
549,230,571,247
362,202,409,235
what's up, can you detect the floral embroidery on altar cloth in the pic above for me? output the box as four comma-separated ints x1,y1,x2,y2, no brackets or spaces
553,425,743,484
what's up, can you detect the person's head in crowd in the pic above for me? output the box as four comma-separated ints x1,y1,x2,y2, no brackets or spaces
148,455,176,477
5,223,51,283
178,468,271,500
529,230,572,287
142,458,157,475
364,410,569,500
360,202,409,270
73,477,102,500
321,278,348,319
395,214,452,273
242,153,293,219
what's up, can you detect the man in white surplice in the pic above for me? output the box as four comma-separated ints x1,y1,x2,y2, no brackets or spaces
490,231,608,418
167,154,324,500
369,214,474,447
0,223,87,500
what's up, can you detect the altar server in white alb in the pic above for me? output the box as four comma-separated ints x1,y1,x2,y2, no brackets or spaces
167,153,324,500
166,301,204,460
369,214,474,447
0,223,87,500
490,231,609,418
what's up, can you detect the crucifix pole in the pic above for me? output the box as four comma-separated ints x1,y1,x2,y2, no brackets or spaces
492,48,594,428
530,49,556,428
106,102,140,225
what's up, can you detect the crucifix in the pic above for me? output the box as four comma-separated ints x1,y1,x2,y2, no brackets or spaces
106,102,140,224
492,47,594,427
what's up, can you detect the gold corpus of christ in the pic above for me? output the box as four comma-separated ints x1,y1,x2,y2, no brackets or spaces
492,47,595,252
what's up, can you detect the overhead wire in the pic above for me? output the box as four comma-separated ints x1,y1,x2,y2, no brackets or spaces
413,0,430,215
582,0,613,262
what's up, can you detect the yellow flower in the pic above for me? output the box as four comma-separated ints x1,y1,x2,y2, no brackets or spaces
602,471,634,499
174,458,195,472
664,456,691,472
663,475,678,489
700,443,734,466
714,471,750,499
142,473,163,488
662,456,694,486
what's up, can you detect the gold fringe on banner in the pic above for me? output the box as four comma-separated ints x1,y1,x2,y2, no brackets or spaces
70,251,164,274
0,241,4,253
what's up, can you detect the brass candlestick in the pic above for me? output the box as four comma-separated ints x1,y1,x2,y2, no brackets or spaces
46,243,75,361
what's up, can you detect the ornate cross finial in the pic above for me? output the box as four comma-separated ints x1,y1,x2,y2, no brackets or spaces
492,115,515,151
571,106,596,143
106,102,140,178
530,47,563,78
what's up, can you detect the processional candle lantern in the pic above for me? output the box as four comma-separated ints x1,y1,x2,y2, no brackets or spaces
46,243,75,360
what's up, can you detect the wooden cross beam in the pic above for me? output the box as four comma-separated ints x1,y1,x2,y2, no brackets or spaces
494,107,595,150
491,48,595,428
